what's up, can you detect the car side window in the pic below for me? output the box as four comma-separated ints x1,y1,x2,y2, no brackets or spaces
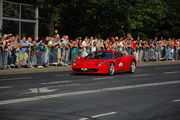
114,52,122,59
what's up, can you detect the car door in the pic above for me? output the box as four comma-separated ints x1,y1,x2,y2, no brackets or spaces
114,52,124,71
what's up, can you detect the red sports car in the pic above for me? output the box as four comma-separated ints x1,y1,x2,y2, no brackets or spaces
72,50,136,75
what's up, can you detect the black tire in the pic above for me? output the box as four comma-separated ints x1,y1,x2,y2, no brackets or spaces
108,62,115,75
128,60,136,73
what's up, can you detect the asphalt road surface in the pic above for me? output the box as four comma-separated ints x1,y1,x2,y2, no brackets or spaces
0,64,180,120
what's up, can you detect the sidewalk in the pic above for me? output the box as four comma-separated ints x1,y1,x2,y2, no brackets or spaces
0,60,180,75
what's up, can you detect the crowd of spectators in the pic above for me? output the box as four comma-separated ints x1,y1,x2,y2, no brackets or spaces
0,31,180,69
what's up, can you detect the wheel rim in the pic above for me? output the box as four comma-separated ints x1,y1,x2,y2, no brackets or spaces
109,64,114,75
131,61,136,72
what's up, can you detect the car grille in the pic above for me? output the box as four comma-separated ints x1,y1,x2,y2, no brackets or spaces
73,68,99,72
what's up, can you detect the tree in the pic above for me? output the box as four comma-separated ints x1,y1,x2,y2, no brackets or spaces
128,0,167,39
160,0,180,38
5,0,180,39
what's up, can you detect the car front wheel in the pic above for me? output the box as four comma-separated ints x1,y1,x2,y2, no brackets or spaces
108,63,115,75
128,60,136,73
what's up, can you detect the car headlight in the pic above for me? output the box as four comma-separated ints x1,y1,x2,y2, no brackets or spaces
96,60,106,66
73,62,77,65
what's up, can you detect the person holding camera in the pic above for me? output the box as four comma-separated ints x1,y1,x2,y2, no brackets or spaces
18,37,33,67
2,34,13,69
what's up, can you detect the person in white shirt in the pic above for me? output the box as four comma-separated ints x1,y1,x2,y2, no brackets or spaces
82,37,90,57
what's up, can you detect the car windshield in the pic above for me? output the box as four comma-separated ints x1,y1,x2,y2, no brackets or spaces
85,52,112,59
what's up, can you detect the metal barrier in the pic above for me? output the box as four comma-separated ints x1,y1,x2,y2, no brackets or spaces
0,45,180,69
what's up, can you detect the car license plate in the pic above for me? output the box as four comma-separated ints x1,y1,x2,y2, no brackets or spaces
81,68,87,71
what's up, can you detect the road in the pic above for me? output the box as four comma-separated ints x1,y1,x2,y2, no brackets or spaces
0,64,180,120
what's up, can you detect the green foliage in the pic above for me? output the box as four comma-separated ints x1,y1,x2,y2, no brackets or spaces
5,0,180,39
128,0,168,39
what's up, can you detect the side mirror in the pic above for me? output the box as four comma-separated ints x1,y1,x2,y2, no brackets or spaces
117,57,122,60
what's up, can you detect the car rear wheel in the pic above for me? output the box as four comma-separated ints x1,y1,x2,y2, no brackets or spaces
128,60,136,73
108,63,114,75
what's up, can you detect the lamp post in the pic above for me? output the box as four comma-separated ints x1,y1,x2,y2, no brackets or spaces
0,0,3,37
35,7,39,36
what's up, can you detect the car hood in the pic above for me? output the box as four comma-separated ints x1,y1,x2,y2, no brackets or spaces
77,59,108,65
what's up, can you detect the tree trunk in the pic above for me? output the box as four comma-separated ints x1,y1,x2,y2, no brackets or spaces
50,6,55,36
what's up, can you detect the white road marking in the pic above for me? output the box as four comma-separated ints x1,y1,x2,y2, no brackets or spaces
79,118,88,120
79,112,116,120
22,84,80,95
48,84,80,89
93,77,115,80
167,67,177,68
55,74,70,77
172,99,180,102
164,71,180,74
155,67,178,69
91,112,116,118
155,67,162,70
0,77,32,82
41,81,71,85
23,87,58,94
132,74,150,77
0,86,12,89
1,80,180,105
